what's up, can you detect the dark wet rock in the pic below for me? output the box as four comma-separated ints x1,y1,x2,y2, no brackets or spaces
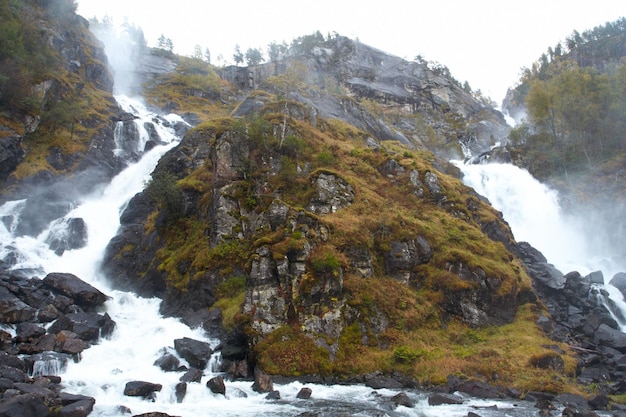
123,380,163,398
173,337,212,370
206,375,226,396
452,379,504,399
0,286,36,323
55,398,95,417
428,392,464,405
252,368,273,393
594,324,626,353
588,394,609,409
0,393,49,417
265,390,281,400
15,323,46,343
175,382,187,403
0,365,29,383
42,272,108,310
48,312,116,342
179,367,203,383
516,242,565,290
219,328,249,362
296,387,312,399
391,392,415,408
0,352,25,371
153,353,181,372
224,359,250,380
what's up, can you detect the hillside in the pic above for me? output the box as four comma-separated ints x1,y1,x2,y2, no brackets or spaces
1,3,625,404
101,35,581,392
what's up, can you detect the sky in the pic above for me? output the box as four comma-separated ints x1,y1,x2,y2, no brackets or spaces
76,0,625,105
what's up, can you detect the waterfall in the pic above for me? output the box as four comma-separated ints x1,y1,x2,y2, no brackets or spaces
455,160,626,327
456,161,625,277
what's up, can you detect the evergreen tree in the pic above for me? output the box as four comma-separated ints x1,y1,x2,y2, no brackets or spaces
245,47,263,66
233,44,243,66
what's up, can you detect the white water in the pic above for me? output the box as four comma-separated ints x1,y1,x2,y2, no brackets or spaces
456,161,626,331
456,161,625,278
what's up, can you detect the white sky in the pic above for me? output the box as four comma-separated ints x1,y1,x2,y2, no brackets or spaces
76,0,624,104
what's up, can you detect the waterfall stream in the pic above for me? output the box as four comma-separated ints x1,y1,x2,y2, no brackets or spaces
455,160,626,327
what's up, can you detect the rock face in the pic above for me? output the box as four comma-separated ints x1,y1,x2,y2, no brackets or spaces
223,36,510,153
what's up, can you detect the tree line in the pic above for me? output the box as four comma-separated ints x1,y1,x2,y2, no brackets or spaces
507,18,626,179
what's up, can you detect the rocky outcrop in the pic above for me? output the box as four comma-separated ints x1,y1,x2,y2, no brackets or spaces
0,270,111,415
224,36,510,152
518,241,626,396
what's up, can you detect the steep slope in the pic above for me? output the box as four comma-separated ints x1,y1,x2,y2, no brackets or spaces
0,0,129,237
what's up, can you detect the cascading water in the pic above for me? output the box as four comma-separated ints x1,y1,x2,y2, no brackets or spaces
454,160,626,329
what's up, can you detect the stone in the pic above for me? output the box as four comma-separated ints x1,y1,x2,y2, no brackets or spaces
0,365,28,383
175,382,187,403
428,392,464,406
153,353,181,372
594,324,626,353
179,368,203,383
15,323,46,343
56,398,95,417
296,387,312,399
0,287,36,323
174,337,213,370
265,390,281,400
42,273,108,310
206,375,226,396
391,392,414,408
0,393,50,417
610,272,626,299
123,380,163,398
251,368,273,393
48,312,115,342
307,172,355,215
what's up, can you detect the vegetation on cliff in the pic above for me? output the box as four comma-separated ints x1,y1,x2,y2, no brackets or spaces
504,17,626,181
108,86,580,393
0,0,119,185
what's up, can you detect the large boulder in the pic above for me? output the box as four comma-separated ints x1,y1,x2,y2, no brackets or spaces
206,375,226,396
42,273,108,310
173,337,213,370
123,380,163,398
0,393,49,417
48,312,116,342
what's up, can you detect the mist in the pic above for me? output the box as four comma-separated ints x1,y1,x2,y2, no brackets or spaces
89,18,147,95
457,162,626,280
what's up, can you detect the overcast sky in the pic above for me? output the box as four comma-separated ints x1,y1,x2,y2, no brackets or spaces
76,1,624,105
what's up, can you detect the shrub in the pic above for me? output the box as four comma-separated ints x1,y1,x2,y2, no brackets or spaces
392,345,423,364
144,171,183,223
